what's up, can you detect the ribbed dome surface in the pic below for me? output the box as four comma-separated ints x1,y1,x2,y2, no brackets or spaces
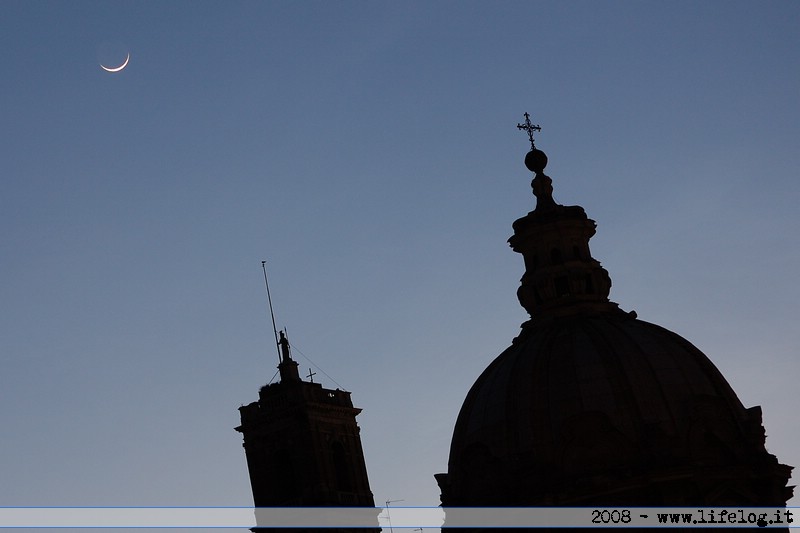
441,312,786,505
455,314,744,453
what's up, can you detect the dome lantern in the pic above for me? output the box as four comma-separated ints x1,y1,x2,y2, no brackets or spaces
509,115,619,321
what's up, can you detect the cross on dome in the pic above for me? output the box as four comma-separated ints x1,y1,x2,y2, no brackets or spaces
517,112,541,150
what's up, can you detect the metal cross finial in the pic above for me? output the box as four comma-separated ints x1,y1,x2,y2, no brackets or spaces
306,368,316,383
517,112,542,150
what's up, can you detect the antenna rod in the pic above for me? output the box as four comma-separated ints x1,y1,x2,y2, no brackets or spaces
385,499,404,533
261,261,281,364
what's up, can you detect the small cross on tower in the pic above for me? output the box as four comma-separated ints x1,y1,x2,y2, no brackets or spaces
517,112,542,150
306,368,316,383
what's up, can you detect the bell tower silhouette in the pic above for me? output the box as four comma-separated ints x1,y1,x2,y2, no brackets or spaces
236,329,376,511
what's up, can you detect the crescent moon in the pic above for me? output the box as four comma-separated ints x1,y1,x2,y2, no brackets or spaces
100,52,130,73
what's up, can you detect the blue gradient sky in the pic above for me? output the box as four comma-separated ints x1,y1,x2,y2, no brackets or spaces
1,0,798,518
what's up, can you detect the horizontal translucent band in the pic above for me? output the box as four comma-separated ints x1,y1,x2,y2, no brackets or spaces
0,506,795,528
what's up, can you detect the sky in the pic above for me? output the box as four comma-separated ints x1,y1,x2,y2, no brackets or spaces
1,0,798,527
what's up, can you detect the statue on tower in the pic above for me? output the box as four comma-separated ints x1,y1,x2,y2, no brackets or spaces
278,330,291,363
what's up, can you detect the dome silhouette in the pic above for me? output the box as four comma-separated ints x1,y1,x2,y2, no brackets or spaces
436,123,792,511
442,314,785,505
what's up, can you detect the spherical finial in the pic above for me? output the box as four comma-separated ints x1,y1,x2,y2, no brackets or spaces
525,149,548,173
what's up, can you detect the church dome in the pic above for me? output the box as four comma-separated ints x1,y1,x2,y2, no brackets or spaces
443,313,781,505
435,116,792,508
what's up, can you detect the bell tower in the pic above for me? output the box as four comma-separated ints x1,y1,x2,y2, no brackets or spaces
236,329,377,529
